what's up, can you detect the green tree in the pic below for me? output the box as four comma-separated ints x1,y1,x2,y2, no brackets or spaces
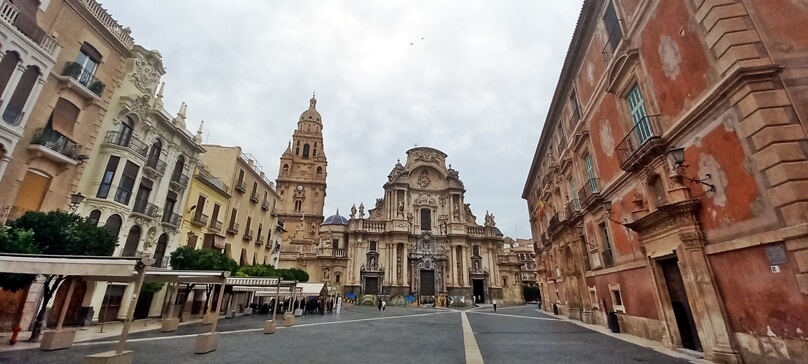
236,264,309,283
169,246,238,320
0,211,117,341
0,228,38,291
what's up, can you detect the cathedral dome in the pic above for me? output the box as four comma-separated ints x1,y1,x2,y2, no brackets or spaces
322,209,348,226
299,96,322,124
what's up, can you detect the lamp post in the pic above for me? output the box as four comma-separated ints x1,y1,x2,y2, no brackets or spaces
68,192,85,214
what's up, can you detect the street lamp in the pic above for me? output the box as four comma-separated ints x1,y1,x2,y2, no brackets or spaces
666,147,716,192
68,192,85,213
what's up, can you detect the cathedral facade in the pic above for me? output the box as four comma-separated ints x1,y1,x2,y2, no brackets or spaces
275,99,522,306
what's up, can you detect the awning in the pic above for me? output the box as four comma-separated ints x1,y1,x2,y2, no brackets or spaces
295,282,328,296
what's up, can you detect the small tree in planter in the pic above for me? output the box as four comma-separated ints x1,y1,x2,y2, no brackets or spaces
169,246,238,321
0,211,117,341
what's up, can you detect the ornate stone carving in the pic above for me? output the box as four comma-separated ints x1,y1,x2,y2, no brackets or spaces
679,231,703,248
411,150,442,164
131,59,161,94
414,193,436,206
417,170,431,188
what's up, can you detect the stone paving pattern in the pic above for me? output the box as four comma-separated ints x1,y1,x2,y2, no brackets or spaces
0,306,691,364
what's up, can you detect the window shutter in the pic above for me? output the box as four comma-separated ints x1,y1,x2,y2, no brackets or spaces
50,98,80,138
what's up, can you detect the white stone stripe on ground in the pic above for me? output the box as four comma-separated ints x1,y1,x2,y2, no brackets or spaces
468,311,560,321
73,310,455,347
461,311,484,364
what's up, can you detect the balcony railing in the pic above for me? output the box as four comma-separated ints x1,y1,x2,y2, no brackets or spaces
0,0,60,56
261,200,270,211
103,131,148,158
564,199,580,220
227,222,240,235
243,229,254,241
113,187,132,205
548,212,564,232
169,172,190,191
144,157,167,176
256,235,264,245
578,178,601,205
235,181,246,193
191,213,209,227
132,198,159,218
162,212,182,228
209,220,223,232
30,128,81,160
333,248,348,258
615,115,663,170
79,0,134,49
61,62,105,97
250,191,260,203
2,104,24,126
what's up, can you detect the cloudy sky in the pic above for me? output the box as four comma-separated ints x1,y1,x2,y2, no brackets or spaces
103,0,583,239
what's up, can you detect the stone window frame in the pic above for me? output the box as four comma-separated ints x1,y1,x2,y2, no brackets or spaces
609,283,625,313
589,285,599,310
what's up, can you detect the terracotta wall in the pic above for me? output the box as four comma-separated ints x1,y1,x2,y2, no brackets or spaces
587,265,658,319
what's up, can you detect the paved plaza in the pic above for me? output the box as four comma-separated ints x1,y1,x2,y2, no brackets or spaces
0,305,700,364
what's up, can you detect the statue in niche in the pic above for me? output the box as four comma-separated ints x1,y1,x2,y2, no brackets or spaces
453,203,460,220
350,204,357,219
407,212,413,224
358,203,365,218
440,221,448,234
474,260,480,271
397,201,404,217
369,256,377,270
397,256,402,275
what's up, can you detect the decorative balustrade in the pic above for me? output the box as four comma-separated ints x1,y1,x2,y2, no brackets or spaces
30,128,81,160
578,178,601,206
226,222,240,235
333,249,348,258
61,62,105,97
103,131,148,158
0,0,59,56
79,0,134,49
144,156,167,175
113,187,131,205
132,198,159,218
615,115,663,170
161,212,182,228
2,104,24,126
209,220,223,232
466,226,485,237
365,221,385,232
191,213,209,227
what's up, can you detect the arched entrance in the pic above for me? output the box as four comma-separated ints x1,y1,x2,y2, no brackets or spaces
121,225,141,256
153,233,169,267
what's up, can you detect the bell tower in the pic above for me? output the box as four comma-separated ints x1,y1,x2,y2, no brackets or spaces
276,95,328,263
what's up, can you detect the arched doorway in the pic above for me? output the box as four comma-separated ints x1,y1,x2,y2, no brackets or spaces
48,277,87,327
153,233,169,267
122,225,141,256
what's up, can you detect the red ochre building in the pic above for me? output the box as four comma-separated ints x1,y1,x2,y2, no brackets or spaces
522,1,808,363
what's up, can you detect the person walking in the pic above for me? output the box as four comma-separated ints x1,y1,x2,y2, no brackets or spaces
492,299,498,312
378,299,383,311
382,299,387,311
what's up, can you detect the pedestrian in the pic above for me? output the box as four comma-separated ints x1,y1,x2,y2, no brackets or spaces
378,299,383,311
382,299,387,311
492,299,498,312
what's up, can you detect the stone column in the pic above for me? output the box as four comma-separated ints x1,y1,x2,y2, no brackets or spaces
451,245,458,287
0,155,10,181
461,246,468,287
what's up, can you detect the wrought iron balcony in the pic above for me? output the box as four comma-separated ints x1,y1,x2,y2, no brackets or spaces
256,235,264,245
161,212,182,228
250,191,260,203
615,115,664,171
103,131,148,158
132,198,159,218
564,199,581,220
235,181,246,193
61,62,105,97
548,212,564,232
191,213,209,227
144,156,167,176
113,187,132,205
261,200,270,211
169,171,190,191
226,222,239,235
578,178,602,207
243,229,254,241
2,104,24,126
30,128,81,160
209,220,223,232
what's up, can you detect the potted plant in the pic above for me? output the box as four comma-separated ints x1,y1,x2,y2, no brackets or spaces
88,80,105,96
62,62,82,78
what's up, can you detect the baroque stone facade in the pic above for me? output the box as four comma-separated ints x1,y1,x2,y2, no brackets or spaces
522,1,808,363
283,146,522,306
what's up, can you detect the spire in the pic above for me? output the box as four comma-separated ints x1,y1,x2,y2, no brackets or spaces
309,93,317,109
175,102,187,129
335,207,339,215
152,82,165,110
194,120,204,143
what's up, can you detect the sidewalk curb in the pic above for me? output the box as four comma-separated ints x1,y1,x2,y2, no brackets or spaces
534,309,713,364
